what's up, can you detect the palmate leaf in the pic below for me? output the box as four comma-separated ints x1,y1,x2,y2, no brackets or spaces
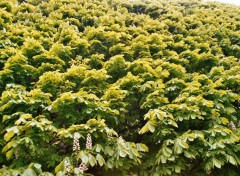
139,120,156,134
140,109,177,134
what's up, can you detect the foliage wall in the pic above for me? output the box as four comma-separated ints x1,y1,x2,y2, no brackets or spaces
0,0,239,175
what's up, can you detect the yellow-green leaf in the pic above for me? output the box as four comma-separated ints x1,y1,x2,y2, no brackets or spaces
6,149,14,160
4,130,15,142
139,124,149,134
55,161,64,173
220,117,229,125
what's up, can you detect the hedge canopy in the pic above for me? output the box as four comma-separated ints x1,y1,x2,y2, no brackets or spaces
0,0,239,175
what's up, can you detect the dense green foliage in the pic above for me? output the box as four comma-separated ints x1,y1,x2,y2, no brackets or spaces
0,0,240,175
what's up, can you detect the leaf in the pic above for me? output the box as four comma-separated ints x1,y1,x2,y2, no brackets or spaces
30,163,41,169
96,154,105,166
55,161,64,173
139,124,149,134
184,151,195,159
88,154,97,167
179,141,189,149
6,149,14,160
228,156,237,165
22,168,37,176
174,143,182,154
220,117,229,125
106,159,113,169
105,146,114,156
168,119,178,128
81,152,89,164
167,156,175,161
119,149,127,157
4,130,15,142
147,121,155,133
137,143,149,152
212,158,222,168
131,148,140,157
56,171,65,176
161,70,170,77
204,101,214,107
95,144,103,152
2,115,11,122
175,165,181,173
153,172,160,176
162,147,172,157
159,155,167,163
2,141,16,152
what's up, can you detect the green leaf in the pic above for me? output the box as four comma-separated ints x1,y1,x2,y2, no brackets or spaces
162,147,172,157
119,149,127,157
184,151,195,159
175,165,181,173
96,154,105,166
30,163,41,169
167,156,175,161
228,156,237,165
137,143,149,152
88,154,97,167
147,121,155,133
159,155,167,163
56,171,65,176
212,158,222,169
22,168,37,176
105,146,114,156
95,144,103,152
81,152,89,164
106,159,113,169
153,172,160,176
29,163,42,174
174,143,182,154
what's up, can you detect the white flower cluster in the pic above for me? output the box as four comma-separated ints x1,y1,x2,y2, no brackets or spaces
79,162,88,173
73,132,80,152
86,133,92,150
228,121,236,131
14,150,19,159
64,160,72,176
